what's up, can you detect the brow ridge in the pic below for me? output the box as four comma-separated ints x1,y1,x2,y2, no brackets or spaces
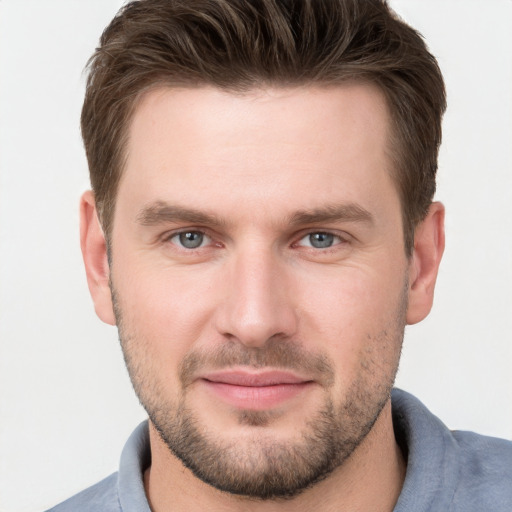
289,203,374,226
136,201,226,227
136,201,373,228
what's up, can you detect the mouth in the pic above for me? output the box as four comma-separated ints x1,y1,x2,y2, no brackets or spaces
199,369,315,410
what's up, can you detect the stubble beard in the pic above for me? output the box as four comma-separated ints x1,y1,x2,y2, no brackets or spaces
112,285,407,501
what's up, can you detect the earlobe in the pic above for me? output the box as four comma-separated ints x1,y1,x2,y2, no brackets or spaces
80,190,116,326
406,202,445,325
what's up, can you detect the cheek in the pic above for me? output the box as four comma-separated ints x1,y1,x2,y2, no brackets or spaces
298,262,404,329
112,258,220,365
294,264,406,376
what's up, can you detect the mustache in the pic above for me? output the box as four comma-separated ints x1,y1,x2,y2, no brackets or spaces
179,339,335,388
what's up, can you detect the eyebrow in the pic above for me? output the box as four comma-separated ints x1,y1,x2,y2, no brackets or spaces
136,202,226,227
136,201,374,228
289,203,374,226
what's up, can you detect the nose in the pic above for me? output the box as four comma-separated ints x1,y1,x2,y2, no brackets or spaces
213,245,298,348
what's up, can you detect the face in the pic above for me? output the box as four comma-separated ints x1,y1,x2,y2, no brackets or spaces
102,85,413,498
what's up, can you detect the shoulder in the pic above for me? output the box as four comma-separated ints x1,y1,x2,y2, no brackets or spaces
392,389,512,511
45,473,120,512
44,421,151,512
451,430,512,508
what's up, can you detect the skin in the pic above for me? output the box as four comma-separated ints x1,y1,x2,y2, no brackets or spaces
81,84,445,511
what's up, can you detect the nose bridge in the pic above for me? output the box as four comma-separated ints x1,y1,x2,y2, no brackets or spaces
215,239,297,347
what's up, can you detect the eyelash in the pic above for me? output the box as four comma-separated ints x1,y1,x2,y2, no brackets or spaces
164,230,214,250
294,231,347,250
162,229,349,252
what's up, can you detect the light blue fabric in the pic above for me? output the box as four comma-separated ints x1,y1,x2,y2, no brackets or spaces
46,389,512,511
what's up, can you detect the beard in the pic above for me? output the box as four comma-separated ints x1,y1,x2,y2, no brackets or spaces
112,284,406,501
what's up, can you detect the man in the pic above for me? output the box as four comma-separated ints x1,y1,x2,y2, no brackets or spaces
47,0,512,510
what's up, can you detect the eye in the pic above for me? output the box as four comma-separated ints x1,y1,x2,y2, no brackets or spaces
297,232,343,249
170,231,211,249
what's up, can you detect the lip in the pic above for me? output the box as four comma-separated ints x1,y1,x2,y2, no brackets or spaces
199,370,314,410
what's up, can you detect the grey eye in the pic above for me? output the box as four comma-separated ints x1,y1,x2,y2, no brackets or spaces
308,232,335,248
176,231,206,249
296,232,342,249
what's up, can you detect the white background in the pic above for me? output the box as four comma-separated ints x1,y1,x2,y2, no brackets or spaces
0,1,511,511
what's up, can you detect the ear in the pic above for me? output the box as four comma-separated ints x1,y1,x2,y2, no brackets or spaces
406,202,445,325
80,190,116,325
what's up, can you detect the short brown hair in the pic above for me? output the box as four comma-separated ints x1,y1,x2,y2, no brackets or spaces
82,0,446,252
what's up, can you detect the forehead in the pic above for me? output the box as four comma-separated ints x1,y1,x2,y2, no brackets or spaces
119,84,398,225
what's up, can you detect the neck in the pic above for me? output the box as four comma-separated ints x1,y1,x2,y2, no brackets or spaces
144,401,406,512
